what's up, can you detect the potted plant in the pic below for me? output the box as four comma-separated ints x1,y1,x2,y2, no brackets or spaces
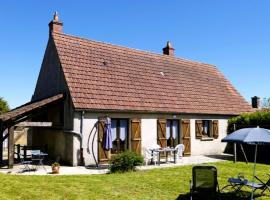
52,162,60,174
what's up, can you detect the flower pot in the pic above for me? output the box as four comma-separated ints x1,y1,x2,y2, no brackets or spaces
52,166,60,174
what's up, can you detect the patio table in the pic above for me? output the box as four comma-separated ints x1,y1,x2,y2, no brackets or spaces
151,147,176,165
221,177,248,195
31,151,48,170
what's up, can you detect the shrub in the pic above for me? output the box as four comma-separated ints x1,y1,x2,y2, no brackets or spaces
228,111,270,133
109,151,143,173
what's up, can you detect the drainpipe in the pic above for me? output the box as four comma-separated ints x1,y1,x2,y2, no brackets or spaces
80,111,85,165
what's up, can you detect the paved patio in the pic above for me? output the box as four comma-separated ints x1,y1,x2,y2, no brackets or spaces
0,154,232,175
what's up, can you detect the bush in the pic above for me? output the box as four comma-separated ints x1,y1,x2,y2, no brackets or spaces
228,111,270,133
109,151,143,173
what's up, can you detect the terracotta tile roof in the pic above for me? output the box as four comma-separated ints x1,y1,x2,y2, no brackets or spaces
52,32,252,115
0,94,63,122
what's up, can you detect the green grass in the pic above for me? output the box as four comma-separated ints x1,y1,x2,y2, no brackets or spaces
0,161,270,200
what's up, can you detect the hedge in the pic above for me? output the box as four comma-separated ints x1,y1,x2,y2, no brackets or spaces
228,111,270,133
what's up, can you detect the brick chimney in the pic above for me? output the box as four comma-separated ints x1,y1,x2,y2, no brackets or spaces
48,12,63,33
163,41,175,56
251,96,260,108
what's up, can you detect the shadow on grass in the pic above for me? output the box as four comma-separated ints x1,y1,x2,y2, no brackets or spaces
176,191,262,200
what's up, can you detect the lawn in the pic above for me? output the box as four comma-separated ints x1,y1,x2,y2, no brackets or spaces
0,161,270,200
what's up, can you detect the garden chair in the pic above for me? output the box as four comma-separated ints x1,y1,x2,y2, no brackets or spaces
174,144,185,163
150,144,161,150
190,166,220,200
245,175,270,196
143,148,158,165
18,153,33,172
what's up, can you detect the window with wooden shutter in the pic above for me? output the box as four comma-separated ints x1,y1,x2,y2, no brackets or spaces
212,120,219,139
111,119,128,154
166,119,180,147
181,120,191,156
157,119,167,148
98,119,110,163
130,118,141,155
195,120,203,139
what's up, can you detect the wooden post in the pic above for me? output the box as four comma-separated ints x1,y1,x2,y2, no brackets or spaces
233,124,237,163
8,126,14,168
16,144,20,161
234,143,237,163
23,145,27,160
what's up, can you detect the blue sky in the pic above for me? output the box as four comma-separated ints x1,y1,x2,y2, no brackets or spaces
0,1,269,109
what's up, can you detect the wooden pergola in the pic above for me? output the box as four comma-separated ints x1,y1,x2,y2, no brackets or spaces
0,94,63,168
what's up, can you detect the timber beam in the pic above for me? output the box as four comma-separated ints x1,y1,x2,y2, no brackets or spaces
8,125,14,169
15,122,53,127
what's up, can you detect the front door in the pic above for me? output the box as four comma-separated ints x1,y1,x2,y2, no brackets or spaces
181,119,191,156
98,120,109,163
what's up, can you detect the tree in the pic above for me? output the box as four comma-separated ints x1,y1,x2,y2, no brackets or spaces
261,97,270,109
0,97,10,114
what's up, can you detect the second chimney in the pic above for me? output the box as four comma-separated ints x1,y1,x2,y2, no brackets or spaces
48,12,63,33
163,41,175,56
251,96,260,108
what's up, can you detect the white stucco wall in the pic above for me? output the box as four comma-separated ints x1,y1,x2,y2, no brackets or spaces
72,112,98,166
141,118,157,155
190,118,228,155
71,112,231,166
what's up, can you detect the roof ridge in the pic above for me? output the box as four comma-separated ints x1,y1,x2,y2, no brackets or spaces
52,32,216,68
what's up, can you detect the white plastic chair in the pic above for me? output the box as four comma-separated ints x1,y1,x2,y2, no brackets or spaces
174,144,185,163
150,144,161,150
144,148,158,165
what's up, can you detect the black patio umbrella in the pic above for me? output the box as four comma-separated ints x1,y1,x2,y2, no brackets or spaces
222,127,270,199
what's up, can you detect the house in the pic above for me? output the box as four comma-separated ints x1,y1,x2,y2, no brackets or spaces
0,13,253,166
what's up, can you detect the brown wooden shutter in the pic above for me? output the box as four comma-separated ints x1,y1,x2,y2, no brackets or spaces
98,120,109,163
130,118,141,155
181,120,191,156
157,119,167,148
195,120,203,139
212,120,219,139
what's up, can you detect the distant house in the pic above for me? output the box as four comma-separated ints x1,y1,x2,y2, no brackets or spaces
0,13,253,166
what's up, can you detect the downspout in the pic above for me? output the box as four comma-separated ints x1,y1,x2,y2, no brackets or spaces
80,111,85,165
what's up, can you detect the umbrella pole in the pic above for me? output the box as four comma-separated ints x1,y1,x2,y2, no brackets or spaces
250,144,258,200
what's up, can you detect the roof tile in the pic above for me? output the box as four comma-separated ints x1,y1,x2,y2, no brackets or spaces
52,32,252,115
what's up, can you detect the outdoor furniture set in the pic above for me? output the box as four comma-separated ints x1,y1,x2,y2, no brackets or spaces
18,150,48,172
190,165,270,200
221,173,270,198
144,144,185,165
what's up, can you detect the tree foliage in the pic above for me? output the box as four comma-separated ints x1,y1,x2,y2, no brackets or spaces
261,97,270,108
228,111,270,133
0,97,10,114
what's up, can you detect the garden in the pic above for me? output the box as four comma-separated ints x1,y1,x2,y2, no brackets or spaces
0,161,270,200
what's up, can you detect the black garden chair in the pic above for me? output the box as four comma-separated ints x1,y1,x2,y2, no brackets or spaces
190,166,220,200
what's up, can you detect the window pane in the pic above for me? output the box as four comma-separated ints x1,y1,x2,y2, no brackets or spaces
203,120,210,136
166,120,171,139
119,120,127,141
111,119,117,141
172,120,178,139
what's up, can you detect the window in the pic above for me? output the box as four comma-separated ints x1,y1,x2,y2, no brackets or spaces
202,120,212,137
195,120,219,140
111,119,128,154
166,119,179,147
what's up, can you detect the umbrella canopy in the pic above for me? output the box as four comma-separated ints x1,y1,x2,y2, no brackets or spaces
102,117,113,151
222,127,270,200
221,127,270,145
